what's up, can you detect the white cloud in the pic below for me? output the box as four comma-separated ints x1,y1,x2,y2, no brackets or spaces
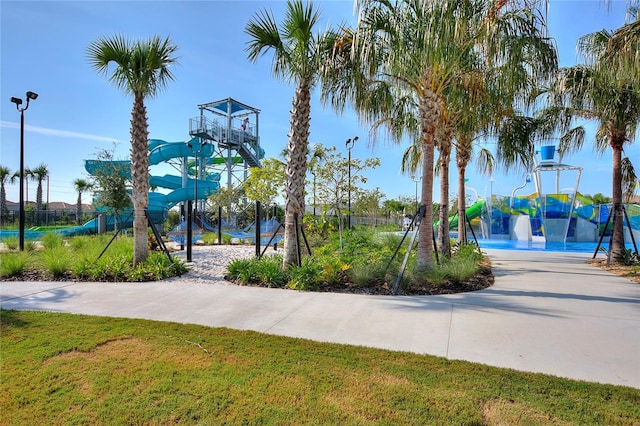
0,121,120,143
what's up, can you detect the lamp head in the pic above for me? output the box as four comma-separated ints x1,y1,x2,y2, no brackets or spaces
11,97,22,106
353,136,359,142
345,138,351,146
26,91,38,100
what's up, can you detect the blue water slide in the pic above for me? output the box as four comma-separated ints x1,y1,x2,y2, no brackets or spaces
148,138,215,166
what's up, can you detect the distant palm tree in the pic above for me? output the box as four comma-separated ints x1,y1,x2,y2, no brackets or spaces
0,165,13,221
245,0,338,268
87,34,178,265
29,164,49,213
73,178,93,225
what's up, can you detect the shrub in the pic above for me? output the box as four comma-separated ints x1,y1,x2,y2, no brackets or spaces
24,240,38,252
227,258,258,284
41,247,73,277
130,252,187,281
287,258,322,291
254,255,287,288
0,252,30,277
69,236,89,251
3,237,18,250
349,261,390,287
452,242,483,263
41,232,63,250
614,248,640,266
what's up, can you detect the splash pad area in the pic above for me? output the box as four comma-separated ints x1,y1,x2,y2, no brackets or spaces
454,145,639,254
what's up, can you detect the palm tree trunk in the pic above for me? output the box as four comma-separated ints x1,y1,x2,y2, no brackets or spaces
437,125,453,258
456,137,473,243
130,94,150,266
457,165,467,243
76,192,83,226
610,135,626,258
36,181,43,226
36,181,43,212
416,89,439,270
1,184,7,219
283,80,311,269
438,152,451,257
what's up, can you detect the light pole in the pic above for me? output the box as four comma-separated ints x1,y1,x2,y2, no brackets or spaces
11,91,38,251
345,136,358,229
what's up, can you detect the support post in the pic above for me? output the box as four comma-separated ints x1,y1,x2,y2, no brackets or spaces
255,201,261,257
186,200,193,262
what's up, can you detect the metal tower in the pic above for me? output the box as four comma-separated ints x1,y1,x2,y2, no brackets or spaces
189,98,263,193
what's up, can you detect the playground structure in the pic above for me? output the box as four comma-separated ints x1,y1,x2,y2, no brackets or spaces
0,98,265,241
82,98,266,241
457,145,640,246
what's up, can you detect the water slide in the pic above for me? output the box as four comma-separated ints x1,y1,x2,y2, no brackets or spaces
439,200,486,230
3,139,224,240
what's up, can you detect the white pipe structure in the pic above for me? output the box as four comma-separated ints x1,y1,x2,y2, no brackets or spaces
510,174,532,209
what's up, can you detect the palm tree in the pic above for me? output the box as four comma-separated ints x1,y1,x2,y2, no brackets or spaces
245,0,338,268
87,35,178,265
73,178,93,225
0,165,13,221
29,163,49,217
550,22,640,259
326,0,555,269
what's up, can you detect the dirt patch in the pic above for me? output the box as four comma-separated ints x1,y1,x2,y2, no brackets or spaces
481,398,571,425
587,259,640,284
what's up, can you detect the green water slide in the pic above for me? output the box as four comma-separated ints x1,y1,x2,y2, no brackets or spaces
446,200,486,229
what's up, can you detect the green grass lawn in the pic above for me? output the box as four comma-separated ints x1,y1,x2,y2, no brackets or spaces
1,310,638,425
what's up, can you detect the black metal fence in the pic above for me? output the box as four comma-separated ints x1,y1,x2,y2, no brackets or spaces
0,210,101,228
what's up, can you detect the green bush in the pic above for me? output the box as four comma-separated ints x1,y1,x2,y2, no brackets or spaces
452,242,483,263
614,248,640,266
226,257,258,284
41,247,73,277
3,237,18,250
0,252,30,277
287,258,322,291
200,232,221,245
24,240,38,252
130,252,187,281
41,232,64,250
255,255,288,288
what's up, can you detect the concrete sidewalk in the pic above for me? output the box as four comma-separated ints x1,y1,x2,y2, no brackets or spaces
1,250,638,388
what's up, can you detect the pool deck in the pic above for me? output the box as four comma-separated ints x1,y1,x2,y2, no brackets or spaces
1,249,638,389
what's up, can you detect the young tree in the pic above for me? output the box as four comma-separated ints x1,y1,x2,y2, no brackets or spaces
87,34,178,265
245,0,339,268
242,158,286,207
207,185,245,226
312,144,380,246
354,187,385,226
90,149,132,233
73,178,93,225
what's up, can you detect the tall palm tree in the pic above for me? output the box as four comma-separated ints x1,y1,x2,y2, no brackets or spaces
0,165,13,221
326,0,555,269
29,163,49,216
245,0,338,268
87,35,178,265
73,178,93,225
550,22,640,259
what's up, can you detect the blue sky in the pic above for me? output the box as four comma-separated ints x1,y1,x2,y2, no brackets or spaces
1,0,638,206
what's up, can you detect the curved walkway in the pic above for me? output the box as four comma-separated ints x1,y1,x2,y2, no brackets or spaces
1,250,638,388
